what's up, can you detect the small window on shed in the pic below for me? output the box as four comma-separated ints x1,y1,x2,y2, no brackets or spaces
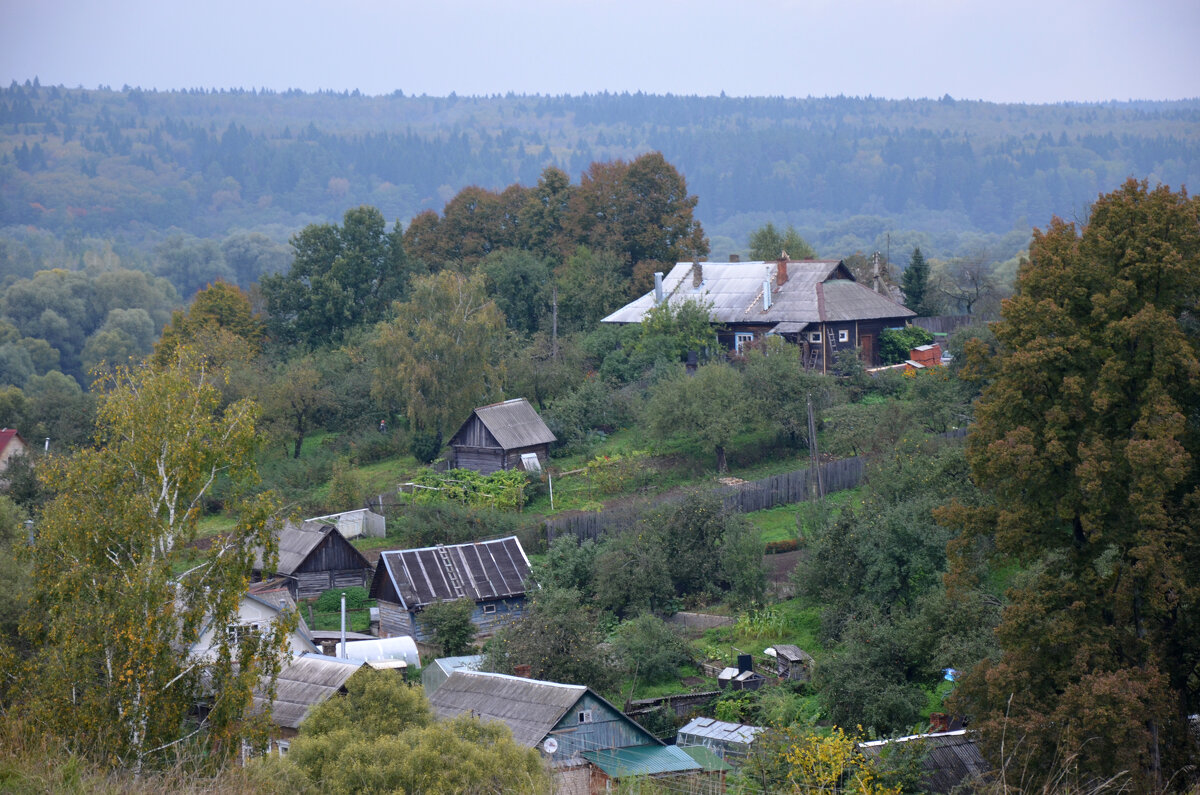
482,604,497,614
578,709,594,724
838,329,850,343
808,331,822,343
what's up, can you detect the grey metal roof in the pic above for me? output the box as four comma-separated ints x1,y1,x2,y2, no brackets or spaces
859,731,990,794
601,260,914,327
428,670,586,747
375,536,531,610
255,653,364,729
677,717,765,746
462,398,556,450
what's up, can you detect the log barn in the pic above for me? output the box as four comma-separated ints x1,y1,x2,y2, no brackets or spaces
253,520,373,601
448,398,556,475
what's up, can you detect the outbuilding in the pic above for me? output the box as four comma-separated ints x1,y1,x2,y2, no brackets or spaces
253,520,374,601
448,398,556,475
369,536,531,642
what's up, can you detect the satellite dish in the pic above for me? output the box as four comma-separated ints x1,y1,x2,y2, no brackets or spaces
542,738,558,754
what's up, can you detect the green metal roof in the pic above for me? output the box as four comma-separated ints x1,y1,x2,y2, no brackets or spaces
581,745,702,777
679,745,733,772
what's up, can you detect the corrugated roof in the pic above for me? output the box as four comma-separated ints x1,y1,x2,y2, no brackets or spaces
581,745,701,777
375,536,530,609
859,731,990,795
254,653,364,729
678,717,764,745
679,745,733,772
601,260,914,327
428,670,586,747
461,398,556,450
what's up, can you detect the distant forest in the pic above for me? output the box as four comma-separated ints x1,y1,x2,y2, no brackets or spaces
2,80,1199,288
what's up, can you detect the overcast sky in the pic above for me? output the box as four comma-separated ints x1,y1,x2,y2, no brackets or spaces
3,0,1198,103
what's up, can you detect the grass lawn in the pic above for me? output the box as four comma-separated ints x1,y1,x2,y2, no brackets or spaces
196,513,236,539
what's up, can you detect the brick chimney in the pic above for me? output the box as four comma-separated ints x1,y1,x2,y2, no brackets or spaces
514,664,532,678
728,254,740,262
777,257,789,285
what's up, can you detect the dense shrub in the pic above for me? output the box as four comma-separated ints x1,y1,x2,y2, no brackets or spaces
315,586,370,613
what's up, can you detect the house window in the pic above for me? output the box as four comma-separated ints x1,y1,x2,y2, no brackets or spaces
276,740,290,757
482,604,497,614
838,329,849,343
578,709,594,724
808,331,822,343
227,623,260,646
734,332,755,353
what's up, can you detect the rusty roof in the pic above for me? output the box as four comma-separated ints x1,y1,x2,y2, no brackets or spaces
373,536,531,610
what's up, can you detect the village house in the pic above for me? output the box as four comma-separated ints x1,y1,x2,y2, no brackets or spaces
251,653,367,756
0,428,28,480
429,670,726,794
252,520,373,601
369,535,531,642
602,258,916,372
190,588,319,659
448,397,556,475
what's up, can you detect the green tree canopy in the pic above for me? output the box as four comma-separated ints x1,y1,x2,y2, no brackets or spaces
11,351,284,771
900,246,931,315
747,222,816,261
371,269,507,437
261,206,415,347
945,180,1200,788
420,598,477,657
645,361,752,472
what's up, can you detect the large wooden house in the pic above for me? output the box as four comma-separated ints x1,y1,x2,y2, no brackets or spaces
448,398,556,475
253,521,373,601
369,536,531,642
602,258,916,372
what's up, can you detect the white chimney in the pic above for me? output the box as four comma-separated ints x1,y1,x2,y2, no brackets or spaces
763,266,772,311
654,272,664,305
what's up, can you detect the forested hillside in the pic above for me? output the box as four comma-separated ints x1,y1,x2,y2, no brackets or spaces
3,82,1198,275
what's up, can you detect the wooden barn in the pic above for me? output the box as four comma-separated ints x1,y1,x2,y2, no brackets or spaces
369,536,531,642
253,521,373,601
448,398,556,475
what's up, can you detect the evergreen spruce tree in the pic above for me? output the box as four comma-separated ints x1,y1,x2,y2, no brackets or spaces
900,246,930,315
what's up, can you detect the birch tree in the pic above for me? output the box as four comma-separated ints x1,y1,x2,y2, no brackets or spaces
16,351,286,772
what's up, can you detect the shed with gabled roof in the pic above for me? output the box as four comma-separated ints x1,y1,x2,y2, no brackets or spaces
253,520,373,601
448,397,556,475
369,536,531,641
858,730,990,794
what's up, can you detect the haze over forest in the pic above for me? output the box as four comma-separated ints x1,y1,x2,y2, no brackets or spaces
2,84,1198,300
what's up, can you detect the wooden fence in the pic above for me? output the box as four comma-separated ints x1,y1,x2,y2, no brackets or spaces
545,456,865,544
912,315,980,335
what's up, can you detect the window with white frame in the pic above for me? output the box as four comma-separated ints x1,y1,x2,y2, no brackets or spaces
578,709,594,724
276,740,290,757
808,331,822,343
838,329,850,343
734,332,755,353
482,604,497,614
